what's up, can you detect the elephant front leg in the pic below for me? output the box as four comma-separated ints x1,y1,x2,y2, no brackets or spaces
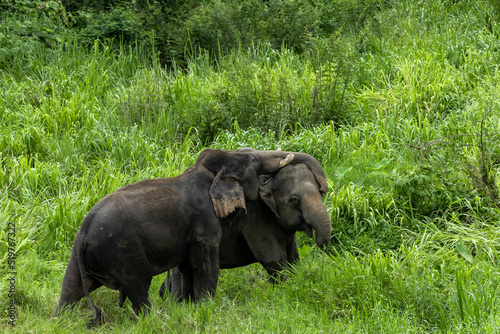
286,235,300,265
263,261,289,284
188,238,221,302
179,263,194,302
243,229,289,284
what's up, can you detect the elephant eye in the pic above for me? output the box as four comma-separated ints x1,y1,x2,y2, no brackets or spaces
289,196,300,206
231,176,242,182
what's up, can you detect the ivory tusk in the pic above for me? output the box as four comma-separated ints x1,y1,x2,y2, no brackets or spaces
279,154,294,168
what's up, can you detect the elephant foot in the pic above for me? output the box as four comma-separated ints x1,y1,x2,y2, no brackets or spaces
86,309,102,328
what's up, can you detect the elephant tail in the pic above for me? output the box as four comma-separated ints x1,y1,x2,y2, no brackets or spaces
75,215,102,327
76,240,102,327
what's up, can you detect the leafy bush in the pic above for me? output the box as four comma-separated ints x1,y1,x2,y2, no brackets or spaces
394,172,450,217
0,1,70,70
77,6,147,47
178,0,265,57
175,0,388,58
43,0,393,68
176,45,352,141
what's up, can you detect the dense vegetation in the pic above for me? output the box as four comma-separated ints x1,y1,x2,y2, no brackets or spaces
1,0,500,332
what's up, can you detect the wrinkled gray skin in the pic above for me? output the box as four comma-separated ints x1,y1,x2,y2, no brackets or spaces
54,148,326,326
160,162,331,302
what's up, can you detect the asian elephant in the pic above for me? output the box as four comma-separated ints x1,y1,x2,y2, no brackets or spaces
54,148,325,325
160,161,331,302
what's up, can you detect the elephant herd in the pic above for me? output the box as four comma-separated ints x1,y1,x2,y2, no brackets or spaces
54,148,331,326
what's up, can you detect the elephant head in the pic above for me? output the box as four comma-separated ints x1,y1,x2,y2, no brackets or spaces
259,163,331,248
196,148,295,218
235,147,328,194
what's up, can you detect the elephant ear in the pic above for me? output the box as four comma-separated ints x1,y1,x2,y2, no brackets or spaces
210,167,246,218
259,178,280,219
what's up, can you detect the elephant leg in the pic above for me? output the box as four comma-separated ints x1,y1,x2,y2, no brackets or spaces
54,253,102,316
243,227,288,284
286,235,300,265
122,279,152,316
158,271,173,300
158,269,183,301
109,257,153,316
118,289,127,307
180,264,195,302
160,264,195,302
168,267,183,301
159,265,203,303
263,262,287,284
188,238,220,302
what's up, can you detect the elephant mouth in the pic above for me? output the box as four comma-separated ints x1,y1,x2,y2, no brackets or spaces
301,223,314,238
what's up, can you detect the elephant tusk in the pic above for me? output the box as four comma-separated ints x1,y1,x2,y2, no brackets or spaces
279,154,294,168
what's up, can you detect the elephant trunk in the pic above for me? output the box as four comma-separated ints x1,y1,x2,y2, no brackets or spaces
302,197,332,248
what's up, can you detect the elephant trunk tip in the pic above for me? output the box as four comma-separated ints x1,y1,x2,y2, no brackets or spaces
315,233,331,249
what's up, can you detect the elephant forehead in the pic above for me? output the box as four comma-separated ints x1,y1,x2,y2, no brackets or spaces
236,152,257,165
277,163,313,180
276,165,318,191
226,152,258,172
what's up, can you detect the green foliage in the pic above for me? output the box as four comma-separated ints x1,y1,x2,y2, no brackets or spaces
108,43,353,143
180,0,267,56
77,6,148,47
394,172,449,216
174,0,387,59
0,1,70,70
59,0,388,66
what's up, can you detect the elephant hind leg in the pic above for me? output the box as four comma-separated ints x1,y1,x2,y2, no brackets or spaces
180,264,195,302
124,288,151,316
122,278,152,316
158,276,168,299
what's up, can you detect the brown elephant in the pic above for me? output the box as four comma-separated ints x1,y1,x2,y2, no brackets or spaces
54,148,326,325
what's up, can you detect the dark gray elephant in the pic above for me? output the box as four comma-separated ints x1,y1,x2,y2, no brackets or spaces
160,161,331,301
54,148,325,325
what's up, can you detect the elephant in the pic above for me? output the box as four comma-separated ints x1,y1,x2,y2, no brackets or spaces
54,148,326,325
160,161,332,302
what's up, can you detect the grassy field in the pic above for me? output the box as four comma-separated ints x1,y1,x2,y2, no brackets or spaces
1,0,500,332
